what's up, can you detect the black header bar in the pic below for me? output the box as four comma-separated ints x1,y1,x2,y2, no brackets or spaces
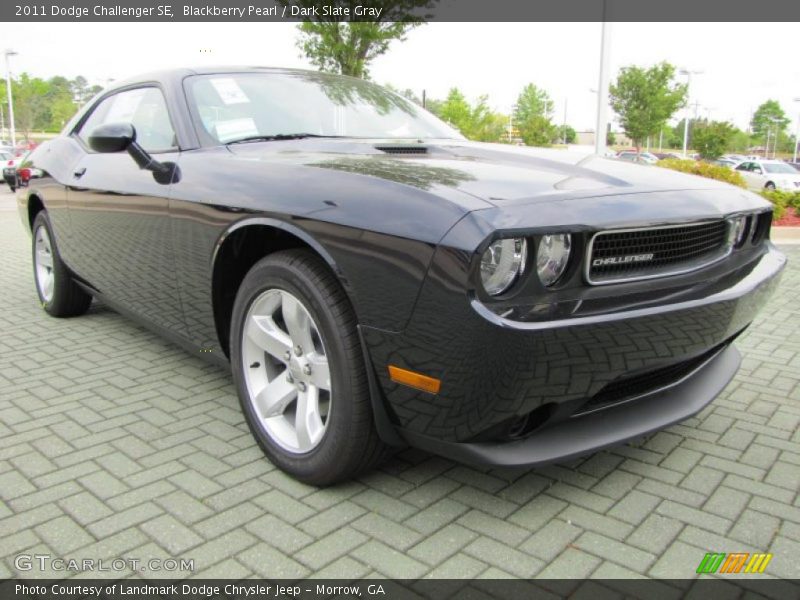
3,0,800,22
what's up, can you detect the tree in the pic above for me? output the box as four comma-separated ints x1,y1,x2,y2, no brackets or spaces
11,74,51,140
430,88,507,142
283,1,436,79
383,83,422,106
468,97,508,143
672,117,708,150
692,121,736,160
513,84,556,146
555,124,577,144
1,73,93,138
609,62,687,152
751,100,789,139
727,129,752,153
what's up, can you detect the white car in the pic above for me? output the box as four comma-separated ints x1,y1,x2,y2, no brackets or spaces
734,160,800,192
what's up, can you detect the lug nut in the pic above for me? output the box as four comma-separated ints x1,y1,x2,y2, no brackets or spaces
294,345,303,356
283,350,291,361
298,382,307,392
303,364,312,376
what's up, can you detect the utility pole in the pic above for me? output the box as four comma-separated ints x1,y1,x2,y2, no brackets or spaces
594,8,612,156
4,49,17,148
679,68,703,158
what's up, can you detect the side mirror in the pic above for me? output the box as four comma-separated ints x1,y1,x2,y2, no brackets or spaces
88,122,135,153
87,122,180,185
753,168,763,175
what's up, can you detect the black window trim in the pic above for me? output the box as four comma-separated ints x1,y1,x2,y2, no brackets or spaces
71,82,181,155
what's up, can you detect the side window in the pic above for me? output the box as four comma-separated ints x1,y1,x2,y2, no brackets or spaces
735,162,750,171
77,87,177,153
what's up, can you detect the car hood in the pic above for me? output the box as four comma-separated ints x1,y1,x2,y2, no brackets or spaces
227,138,741,207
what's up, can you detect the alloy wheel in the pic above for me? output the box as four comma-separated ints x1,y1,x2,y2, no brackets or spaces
34,224,55,302
241,288,332,453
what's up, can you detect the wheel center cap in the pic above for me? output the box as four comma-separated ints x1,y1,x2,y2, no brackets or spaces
288,359,303,381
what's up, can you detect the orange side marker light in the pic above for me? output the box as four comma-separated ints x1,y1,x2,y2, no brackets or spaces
388,365,441,394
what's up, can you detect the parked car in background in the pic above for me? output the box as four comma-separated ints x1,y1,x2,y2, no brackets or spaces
653,152,683,160
616,151,658,165
712,158,739,169
735,159,800,191
16,66,785,484
724,154,747,163
3,152,29,192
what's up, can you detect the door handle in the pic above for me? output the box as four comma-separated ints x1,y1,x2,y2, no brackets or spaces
73,167,86,179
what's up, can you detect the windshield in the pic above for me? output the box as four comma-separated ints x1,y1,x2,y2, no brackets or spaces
187,72,462,144
763,163,798,174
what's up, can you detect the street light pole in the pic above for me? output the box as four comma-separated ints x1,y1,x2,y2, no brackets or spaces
793,97,800,164
679,68,703,158
4,49,17,148
594,10,612,156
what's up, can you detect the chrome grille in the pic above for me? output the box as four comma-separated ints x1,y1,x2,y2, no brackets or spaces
587,220,730,284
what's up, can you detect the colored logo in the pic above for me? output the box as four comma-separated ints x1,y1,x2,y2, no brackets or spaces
696,552,772,574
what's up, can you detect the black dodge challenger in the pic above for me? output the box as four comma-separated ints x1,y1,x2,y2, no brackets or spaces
18,67,786,484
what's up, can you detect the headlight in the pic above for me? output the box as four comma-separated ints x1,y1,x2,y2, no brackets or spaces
729,216,747,247
536,233,572,287
480,238,527,296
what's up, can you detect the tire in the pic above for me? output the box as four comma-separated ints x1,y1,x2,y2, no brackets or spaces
230,249,386,485
32,211,92,317
765,182,776,191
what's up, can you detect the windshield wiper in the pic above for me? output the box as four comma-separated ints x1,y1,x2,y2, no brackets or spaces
226,134,344,144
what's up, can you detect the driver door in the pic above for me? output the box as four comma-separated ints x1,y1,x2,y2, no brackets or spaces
735,162,757,190
66,86,185,332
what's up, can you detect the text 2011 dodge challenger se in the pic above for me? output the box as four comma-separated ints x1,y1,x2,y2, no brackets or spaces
18,67,785,484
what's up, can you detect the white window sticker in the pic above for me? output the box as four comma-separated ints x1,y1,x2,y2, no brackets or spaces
214,118,258,142
106,89,147,123
210,78,250,105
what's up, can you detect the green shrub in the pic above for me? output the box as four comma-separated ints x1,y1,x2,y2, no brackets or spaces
760,189,800,221
657,158,747,188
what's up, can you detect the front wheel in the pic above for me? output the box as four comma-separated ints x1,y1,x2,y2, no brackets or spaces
230,249,386,485
764,182,776,191
32,211,92,317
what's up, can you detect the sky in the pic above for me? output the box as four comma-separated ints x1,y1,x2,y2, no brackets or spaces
2,21,799,133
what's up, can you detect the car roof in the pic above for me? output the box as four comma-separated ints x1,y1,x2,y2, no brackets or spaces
106,65,340,90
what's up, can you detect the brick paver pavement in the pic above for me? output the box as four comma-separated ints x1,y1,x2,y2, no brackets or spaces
1,189,798,582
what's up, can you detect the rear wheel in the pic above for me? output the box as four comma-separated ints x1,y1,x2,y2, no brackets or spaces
765,182,776,191
32,212,92,317
230,249,386,485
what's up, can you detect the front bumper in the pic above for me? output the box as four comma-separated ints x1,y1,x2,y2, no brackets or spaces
402,343,740,467
362,243,785,464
